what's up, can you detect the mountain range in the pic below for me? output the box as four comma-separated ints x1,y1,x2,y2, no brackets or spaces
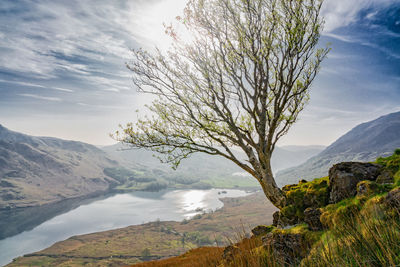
276,111,400,185
2,111,399,209
0,125,119,209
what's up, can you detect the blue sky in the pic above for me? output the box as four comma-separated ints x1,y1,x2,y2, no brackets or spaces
0,0,399,146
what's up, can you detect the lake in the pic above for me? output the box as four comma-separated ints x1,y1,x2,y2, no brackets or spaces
0,189,249,266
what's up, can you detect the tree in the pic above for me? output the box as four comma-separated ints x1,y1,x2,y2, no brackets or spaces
116,0,330,209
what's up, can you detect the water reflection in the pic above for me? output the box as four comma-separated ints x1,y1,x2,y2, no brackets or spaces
181,190,208,212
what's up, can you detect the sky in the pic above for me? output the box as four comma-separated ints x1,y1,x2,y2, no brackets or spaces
0,0,399,146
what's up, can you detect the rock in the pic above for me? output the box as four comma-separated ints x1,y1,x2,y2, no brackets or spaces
263,232,311,265
251,225,275,236
356,181,380,197
329,162,382,203
376,171,394,184
384,187,400,210
222,245,240,262
272,210,297,228
304,208,323,231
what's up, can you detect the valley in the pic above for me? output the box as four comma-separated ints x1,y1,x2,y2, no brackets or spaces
6,192,277,266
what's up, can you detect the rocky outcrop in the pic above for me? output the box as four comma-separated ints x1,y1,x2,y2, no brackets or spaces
263,232,312,265
251,225,275,236
328,162,382,203
376,171,394,184
304,208,323,231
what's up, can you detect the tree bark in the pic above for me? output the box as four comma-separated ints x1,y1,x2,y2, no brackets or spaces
258,165,286,209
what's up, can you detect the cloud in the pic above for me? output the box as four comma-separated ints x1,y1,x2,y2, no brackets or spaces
0,0,141,79
322,0,394,32
0,79,74,92
18,93,62,102
52,87,74,93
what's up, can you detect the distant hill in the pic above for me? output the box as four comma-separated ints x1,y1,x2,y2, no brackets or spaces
102,143,325,186
0,125,119,209
276,111,400,185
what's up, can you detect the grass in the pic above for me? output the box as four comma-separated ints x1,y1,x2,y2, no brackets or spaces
303,204,400,266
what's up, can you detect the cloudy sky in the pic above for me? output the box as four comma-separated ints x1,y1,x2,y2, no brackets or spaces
0,0,399,146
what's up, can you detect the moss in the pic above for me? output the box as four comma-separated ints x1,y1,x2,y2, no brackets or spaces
320,197,362,228
356,180,387,199
375,150,400,184
272,224,323,246
281,205,297,219
280,177,329,223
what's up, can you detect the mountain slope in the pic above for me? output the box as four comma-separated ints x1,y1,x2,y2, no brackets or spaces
0,125,119,209
276,111,400,185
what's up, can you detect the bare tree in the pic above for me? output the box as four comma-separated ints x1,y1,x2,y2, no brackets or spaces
116,0,329,209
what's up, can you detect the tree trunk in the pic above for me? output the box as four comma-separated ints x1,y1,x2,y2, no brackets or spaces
258,167,287,209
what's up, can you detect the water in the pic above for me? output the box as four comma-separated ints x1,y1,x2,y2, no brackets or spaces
0,189,249,266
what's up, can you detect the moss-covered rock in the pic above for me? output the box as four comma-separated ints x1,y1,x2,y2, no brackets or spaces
276,177,329,227
328,162,383,203
251,225,275,236
376,151,400,186
304,208,323,231
263,224,322,265
356,180,384,198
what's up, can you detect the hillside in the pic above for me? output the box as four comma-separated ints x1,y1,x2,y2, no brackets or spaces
277,111,400,185
0,125,119,209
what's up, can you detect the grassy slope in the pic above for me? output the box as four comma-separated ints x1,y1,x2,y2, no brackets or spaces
8,193,277,267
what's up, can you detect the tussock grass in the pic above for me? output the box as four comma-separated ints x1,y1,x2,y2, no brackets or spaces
303,204,400,267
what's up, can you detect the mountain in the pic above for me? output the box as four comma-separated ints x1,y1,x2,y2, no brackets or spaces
276,111,400,185
271,145,326,173
102,143,325,184
0,125,119,209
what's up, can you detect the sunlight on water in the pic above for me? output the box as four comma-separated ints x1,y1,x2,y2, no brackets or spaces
181,190,208,212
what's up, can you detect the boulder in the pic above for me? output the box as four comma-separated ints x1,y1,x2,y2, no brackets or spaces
329,162,382,203
263,232,311,265
304,208,323,231
251,225,274,236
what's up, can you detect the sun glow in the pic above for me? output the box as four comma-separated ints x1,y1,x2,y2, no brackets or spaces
181,190,207,212
131,0,189,51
